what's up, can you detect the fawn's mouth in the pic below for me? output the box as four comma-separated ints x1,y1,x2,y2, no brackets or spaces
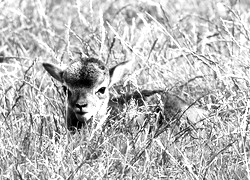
75,112,93,122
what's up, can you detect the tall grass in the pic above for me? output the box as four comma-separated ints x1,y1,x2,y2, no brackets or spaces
0,0,250,179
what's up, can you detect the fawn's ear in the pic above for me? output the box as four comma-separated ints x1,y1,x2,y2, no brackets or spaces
109,60,134,87
43,63,64,83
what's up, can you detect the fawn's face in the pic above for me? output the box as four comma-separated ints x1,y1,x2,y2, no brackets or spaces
43,58,111,122
62,58,110,122
43,57,133,124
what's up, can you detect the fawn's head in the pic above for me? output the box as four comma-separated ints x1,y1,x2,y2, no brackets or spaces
43,57,133,124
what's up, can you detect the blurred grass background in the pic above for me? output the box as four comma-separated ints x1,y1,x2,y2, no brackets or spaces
1,0,250,179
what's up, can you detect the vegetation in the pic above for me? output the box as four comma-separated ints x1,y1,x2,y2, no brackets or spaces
0,0,250,179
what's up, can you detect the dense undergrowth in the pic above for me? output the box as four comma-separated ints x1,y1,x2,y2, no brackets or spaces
0,0,250,179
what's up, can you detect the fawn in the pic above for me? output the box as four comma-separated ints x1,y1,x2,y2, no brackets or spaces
43,57,207,131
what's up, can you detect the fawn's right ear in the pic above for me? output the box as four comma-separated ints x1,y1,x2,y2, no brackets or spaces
43,63,64,83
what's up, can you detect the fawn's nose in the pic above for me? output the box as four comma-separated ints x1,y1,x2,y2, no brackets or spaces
75,103,88,112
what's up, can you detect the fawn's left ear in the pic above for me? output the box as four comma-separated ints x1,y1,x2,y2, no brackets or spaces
109,60,135,87
43,63,64,83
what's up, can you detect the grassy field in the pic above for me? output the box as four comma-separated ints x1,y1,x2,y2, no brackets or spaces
1,0,250,179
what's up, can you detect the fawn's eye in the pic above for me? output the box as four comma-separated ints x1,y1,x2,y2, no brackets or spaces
62,86,71,96
62,86,67,93
96,87,106,94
